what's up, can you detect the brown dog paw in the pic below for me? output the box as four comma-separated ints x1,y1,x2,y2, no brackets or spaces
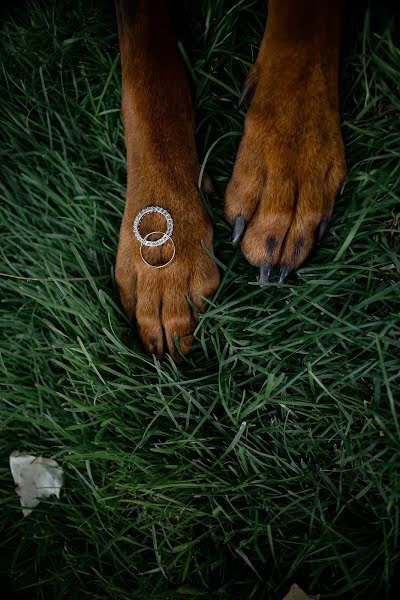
115,188,219,360
225,53,346,283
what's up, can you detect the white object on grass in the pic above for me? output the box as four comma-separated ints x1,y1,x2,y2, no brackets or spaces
9,451,63,516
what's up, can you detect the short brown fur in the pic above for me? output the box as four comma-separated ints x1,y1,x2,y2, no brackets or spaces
115,0,345,358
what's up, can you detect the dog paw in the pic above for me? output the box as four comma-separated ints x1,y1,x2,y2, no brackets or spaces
225,58,346,283
115,189,219,359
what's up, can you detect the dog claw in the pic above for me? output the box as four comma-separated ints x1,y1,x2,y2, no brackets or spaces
278,265,291,284
201,171,217,197
231,216,247,246
317,217,329,245
259,264,272,285
235,81,254,110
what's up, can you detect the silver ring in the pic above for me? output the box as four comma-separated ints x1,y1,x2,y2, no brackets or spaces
139,231,176,269
133,206,173,247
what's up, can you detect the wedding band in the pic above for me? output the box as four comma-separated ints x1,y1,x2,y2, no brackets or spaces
139,231,176,269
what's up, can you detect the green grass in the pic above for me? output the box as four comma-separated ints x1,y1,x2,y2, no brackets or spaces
1,1,399,598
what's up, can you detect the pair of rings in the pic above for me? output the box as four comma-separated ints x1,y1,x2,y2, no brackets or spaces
133,206,175,268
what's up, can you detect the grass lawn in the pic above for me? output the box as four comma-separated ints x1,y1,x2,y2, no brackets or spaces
1,1,399,598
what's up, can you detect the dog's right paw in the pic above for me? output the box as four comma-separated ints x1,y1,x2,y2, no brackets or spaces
116,189,219,360
225,46,346,283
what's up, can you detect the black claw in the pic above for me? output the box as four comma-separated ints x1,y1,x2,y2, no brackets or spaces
201,171,217,197
278,265,291,284
231,216,247,246
317,217,329,245
235,81,254,110
259,264,272,285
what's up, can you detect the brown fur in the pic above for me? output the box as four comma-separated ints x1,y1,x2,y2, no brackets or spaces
225,0,346,269
115,0,345,358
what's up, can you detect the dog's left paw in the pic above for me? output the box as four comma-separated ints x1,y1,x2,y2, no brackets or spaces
225,57,346,283
115,188,219,360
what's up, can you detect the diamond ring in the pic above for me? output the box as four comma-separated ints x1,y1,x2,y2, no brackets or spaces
133,206,173,247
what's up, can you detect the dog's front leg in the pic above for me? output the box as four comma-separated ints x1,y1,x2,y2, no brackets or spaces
115,0,219,359
225,0,346,283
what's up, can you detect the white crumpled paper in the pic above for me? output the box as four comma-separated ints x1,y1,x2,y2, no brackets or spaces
9,451,63,516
